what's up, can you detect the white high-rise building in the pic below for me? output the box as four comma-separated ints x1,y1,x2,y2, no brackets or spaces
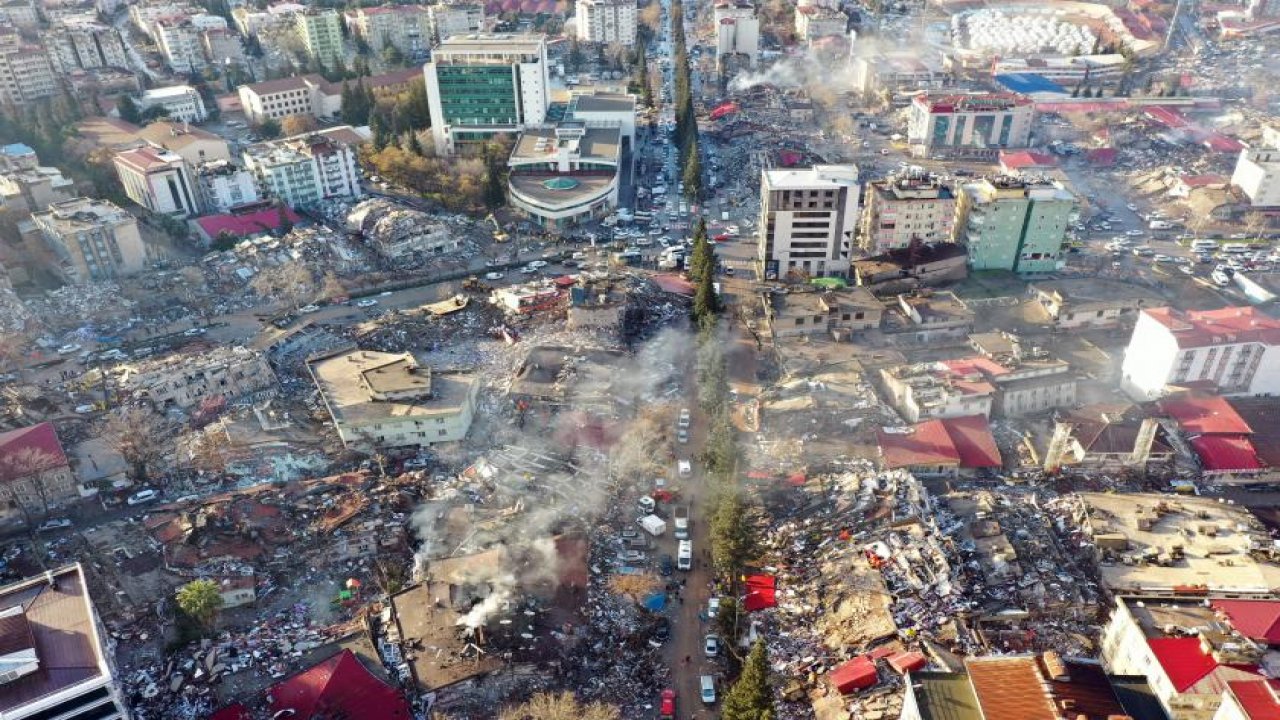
1231,140,1280,208
427,3,485,45
1120,306,1280,400
114,146,201,217
242,125,364,207
907,93,1035,159
714,1,759,70
155,19,208,73
138,85,208,123
756,165,859,279
424,33,550,155
575,0,637,46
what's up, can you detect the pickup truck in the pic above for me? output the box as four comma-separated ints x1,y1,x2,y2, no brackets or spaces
673,505,689,540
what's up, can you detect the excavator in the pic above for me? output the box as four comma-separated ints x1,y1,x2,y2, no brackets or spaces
485,214,509,243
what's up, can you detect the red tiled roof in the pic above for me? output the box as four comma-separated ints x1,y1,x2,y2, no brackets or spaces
651,273,695,296
1227,680,1280,719
999,150,1057,169
966,657,1057,720
1179,174,1227,188
196,206,302,240
941,415,1002,468
114,146,177,172
1142,306,1280,349
1148,638,1219,693
268,649,411,720
0,422,68,470
940,356,1009,378
1211,600,1280,644
887,651,926,674
829,656,878,694
1190,434,1263,473
878,420,961,468
1159,394,1252,435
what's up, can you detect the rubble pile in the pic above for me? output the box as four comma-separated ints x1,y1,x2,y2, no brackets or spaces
24,282,135,330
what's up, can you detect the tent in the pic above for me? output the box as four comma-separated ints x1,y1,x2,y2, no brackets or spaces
810,277,848,289
743,574,777,612
643,592,668,611
830,656,878,694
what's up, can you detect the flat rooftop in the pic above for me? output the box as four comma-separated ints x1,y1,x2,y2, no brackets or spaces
1030,278,1165,306
1078,492,1280,595
508,173,616,210
510,125,620,164
389,583,502,691
569,92,635,115
436,32,545,55
309,349,476,425
764,164,858,190
0,564,108,713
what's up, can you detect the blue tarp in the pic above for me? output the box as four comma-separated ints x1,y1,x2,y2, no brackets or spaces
643,592,667,611
994,73,1067,95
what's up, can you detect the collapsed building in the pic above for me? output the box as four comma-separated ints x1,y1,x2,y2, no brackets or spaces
346,198,458,259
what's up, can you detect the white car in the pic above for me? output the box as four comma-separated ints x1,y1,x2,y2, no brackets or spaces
1126,230,1145,237
183,327,206,336
56,344,82,355
704,634,720,657
677,460,692,477
355,298,379,308
126,488,160,506
529,260,548,269
520,265,538,274
707,597,721,619
484,272,505,281
36,518,72,532
298,304,320,314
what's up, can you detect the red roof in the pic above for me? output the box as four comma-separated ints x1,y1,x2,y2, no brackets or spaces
1142,306,1280,349
196,206,302,240
268,649,411,720
1148,638,1221,692
1179,174,1227,188
650,273,695,296
1086,147,1118,166
1190,434,1263,473
941,415,1002,468
999,150,1057,169
887,651,927,674
1159,395,1253,435
878,419,961,468
830,656,878,694
0,422,68,470
1227,680,1280,719
660,688,675,714
940,356,1008,378
1211,600,1280,644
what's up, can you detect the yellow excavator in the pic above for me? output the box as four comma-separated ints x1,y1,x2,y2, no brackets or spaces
485,214,509,243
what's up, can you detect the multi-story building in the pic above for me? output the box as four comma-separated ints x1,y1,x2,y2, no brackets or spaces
507,121,622,231
1230,143,1280,208
575,0,637,46
128,1,201,40
794,6,846,47
860,173,956,254
954,176,1074,274
195,159,259,213
30,197,147,283
0,564,130,720
850,52,943,97
113,146,201,217
120,345,277,409
237,74,341,126
424,33,550,154
1121,306,1280,400
0,422,76,520
427,2,484,45
135,120,232,165
880,360,996,423
756,164,859,279
308,348,479,450
907,93,1035,159
295,8,344,68
43,15,129,73
241,126,364,207
0,143,75,213
347,5,432,58
0,0,39,30
713,1,758,71
991,54,1127,85
0,25,56,107
155,18,207,73
137,85,208,123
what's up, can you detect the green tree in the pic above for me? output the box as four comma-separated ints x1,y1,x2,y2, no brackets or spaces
257,118,281,139
716,595,743,647
683,139,702,201
116,94,141,124
568,38,584,71
483,144,505,208
175,579,224,630
693,269,719,323
404,78,431,130
710,489,752,580
721,640,774,720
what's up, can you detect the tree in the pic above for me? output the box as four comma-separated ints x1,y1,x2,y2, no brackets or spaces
257,118,281,139
568,38,584,71
710,489,752,580
0,446,66,528
101,406,168,482
683,139,703,201
319,271,345,301
275,203,293,234
482,143,506,208
720,640,774,720
280,114,319,136
716,595,743,647
175,579,223,630
498,692,619,720
693,269,719,324
116,94,141,124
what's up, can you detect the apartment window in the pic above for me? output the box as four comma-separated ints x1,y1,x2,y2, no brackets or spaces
438,429,448,436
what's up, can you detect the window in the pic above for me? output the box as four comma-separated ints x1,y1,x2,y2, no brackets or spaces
438,429,448,436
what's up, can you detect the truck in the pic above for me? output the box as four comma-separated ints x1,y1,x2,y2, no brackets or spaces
638,514,667,537
673,506,690,540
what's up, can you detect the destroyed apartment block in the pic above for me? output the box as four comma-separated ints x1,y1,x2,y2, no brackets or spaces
876,415,1002,479
566,275,626,330
759,285,882,340
510,345,628,406
880,290,975,345
1100,595,1280,719
851,241,969,295
1073,492,1280,598
346,198,458,259
490,280,564,316
115,345,278,411
880,350,1078,424
1029,278,1164,330
1042,403,1174,474
307,348,479,451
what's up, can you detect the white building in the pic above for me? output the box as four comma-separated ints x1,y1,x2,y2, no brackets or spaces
156,18,208,73
756,165,859,279
575,0,637,46
43,15,129,72
427,3,484,44
424,33,550,155
114,145,201,217
195,159,259,213
508,122,622,230
0,25,56,107
241,126,364,208
991,54,1127,85
1120,306,1280,400
138,85,208,123
794,6,847,47
136,121,232,165
30,197,147,283
347,5,433,57
907,93,1035,159
714,1,759,70
237,74,341,126
308,348,479,450
1231,144,1280,208
0,564,130,720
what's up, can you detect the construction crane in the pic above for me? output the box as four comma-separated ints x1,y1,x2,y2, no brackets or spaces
485,214,509,243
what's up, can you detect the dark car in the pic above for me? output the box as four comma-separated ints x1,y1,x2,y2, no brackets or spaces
649,617,671,648
660,554,674,576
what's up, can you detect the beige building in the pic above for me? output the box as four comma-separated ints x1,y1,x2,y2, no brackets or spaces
0,25,56,107
237,74,341,125
308,349,479,450
30,198,146,283
1031,279,1164,330
155,18,207,73
427,2,484,44
0,422,76,520
880,361,996,423
860,173,957,254
43,15,129,73
347,5,432,57
0,143,75,213
119,345,277,410
760,287,882,339
135,121,233,165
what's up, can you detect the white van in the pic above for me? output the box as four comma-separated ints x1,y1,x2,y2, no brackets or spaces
1190,239,1218,251
1223,243,1251,254
677,540,692,570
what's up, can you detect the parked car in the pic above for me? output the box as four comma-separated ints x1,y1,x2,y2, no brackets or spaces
298,304,320,314
704,634,720,657
660,554,674,576
707,597,721,619
484,272,505,281
355,298,379,308
36,518,72,532
620,549,647,563
126,488,160,506
700,675,716,704
56,344,81,355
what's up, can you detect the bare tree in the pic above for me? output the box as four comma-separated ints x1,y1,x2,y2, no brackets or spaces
0,446,66,528
498,692,620,720
319,271,346,302
182,425,229,479
606,572,661,605
1245,211,1271,241
0,329,32,380
101,406,169,483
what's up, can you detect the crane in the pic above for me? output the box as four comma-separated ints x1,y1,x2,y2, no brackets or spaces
484,214,509,243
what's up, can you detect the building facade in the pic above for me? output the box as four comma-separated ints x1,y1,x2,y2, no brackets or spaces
138,85,208,123
1231,145,1280,208
507,122,622,230
295,8,344,68
860,173,956,254
575,0,637,46
794,6,846,47
120,345,277,409
907,93,1035,159
424,33,550,154
756,165,859,279
114,146,201,217
156,19,208,73
195,160,259,213
0,423,76,519
1121,306,1280,400
30,197,147,283
427,2,484,44
713,1,759,71
955,177,1074,274
0,143,75,213
242,126,364,207
237,74,341,125
43,16,129,72
0,26,56,107
348,5,432,57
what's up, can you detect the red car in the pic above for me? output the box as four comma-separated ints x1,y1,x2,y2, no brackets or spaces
659,688,676,719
